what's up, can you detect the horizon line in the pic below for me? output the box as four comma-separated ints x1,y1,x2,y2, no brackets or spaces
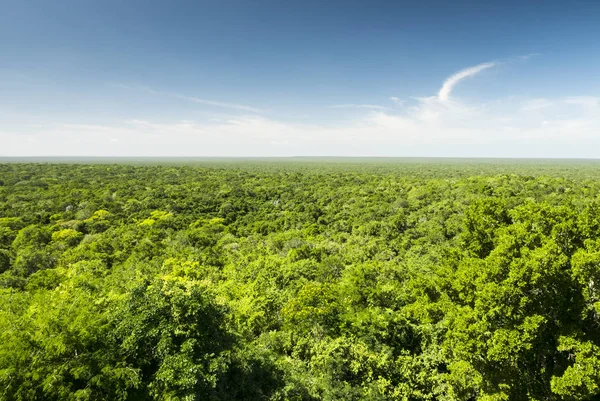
2,156,600,161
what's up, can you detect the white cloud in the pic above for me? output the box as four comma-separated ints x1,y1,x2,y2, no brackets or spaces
389,97,404,106
517,53,541,61
565,96,600,110
438,62,496,102
109,83,158,94
4,61,600,158
520,98,553,112
5,92,599,157
328,104,389,110
113,83,264,113
173,95,265,113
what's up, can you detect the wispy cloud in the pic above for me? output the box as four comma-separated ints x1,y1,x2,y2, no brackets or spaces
517,53,541,61
109,83,158,94
10,57,600,158
438,62,496,102
8,90,600,158
329,98,407,110
173,95,265,113
328,104,389,110
113,83,264,113
565,96,600,109
520,98,553,112
389,97,404,106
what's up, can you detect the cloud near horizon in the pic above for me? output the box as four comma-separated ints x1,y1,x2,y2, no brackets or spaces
5,94,600,157
3,60,600,158
328,104,389,110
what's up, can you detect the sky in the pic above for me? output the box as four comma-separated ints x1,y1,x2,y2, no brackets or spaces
1,0,600,157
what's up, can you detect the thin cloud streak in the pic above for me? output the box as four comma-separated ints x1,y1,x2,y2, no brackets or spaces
109,83,158,94
516,53,541,61
438,62,496,102
329,104,389,110
112,83,264,113
173,94,265,113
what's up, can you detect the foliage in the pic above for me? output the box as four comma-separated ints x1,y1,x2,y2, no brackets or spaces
1,160,600,400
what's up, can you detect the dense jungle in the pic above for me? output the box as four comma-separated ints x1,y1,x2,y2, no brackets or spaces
1,159,600,401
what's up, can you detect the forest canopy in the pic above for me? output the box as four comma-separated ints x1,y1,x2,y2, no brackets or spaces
1,159,600,400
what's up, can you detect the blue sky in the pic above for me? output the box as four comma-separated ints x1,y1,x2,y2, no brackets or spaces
2,0,600,157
